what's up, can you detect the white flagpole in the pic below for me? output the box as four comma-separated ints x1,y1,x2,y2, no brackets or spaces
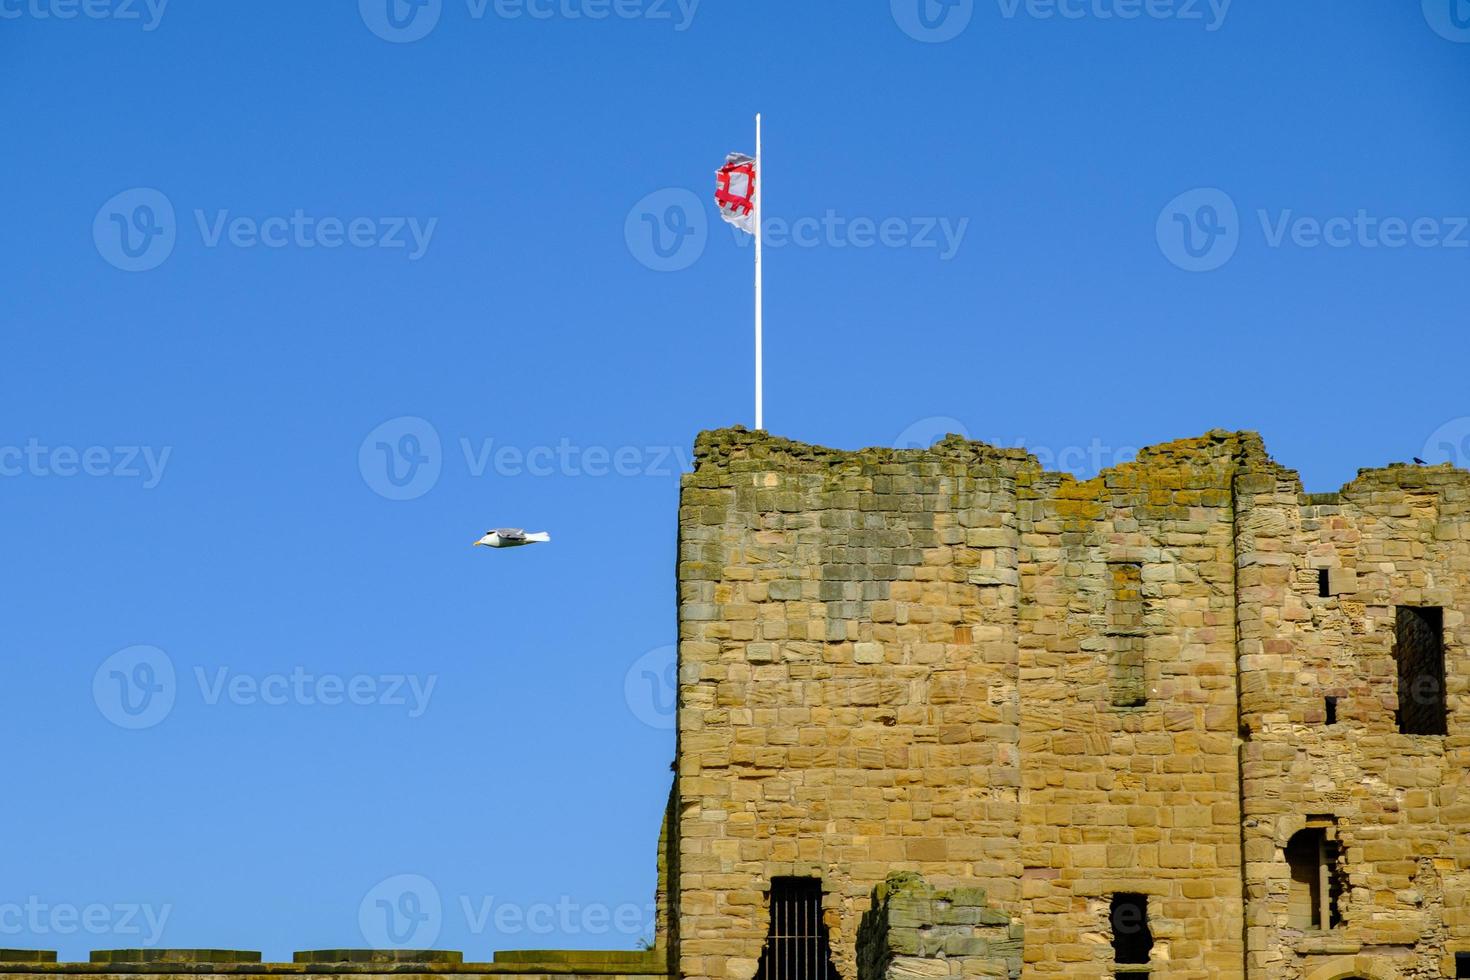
754,112,764,431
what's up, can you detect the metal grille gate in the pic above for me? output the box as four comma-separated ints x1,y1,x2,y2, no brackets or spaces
754,879,837,980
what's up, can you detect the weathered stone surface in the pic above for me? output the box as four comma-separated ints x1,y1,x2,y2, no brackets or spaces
856,874,1021,980
90,953,262,965
674,428,1470,980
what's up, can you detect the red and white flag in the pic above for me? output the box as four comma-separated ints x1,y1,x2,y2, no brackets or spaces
715,152,758,234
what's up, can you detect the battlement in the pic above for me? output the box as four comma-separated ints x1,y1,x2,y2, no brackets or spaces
691,426,1470,496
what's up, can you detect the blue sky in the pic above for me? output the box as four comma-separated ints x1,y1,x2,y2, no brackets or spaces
2,0,1469,962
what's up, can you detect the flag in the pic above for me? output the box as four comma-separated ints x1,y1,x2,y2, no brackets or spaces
716,117,764,432
715,152,757,234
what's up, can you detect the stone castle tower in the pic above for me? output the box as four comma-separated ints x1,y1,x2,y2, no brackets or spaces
3,428,1465,980
669,428,1470,980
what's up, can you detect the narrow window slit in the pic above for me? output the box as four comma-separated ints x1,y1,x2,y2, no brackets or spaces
1106,563,1147,708
1395,606,1447,736
1110,893,1152,965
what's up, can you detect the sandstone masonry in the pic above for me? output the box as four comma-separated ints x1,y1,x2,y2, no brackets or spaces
673,428,1470,980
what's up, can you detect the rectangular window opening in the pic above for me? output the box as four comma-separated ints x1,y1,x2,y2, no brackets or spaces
1107,563,1147,708
1286,827,1345,930
754,878,838,980
1395,606,1447,736
1318,568,1331,598
1455,951,1470,978
1110,893,1152,965
1325,697,1338,726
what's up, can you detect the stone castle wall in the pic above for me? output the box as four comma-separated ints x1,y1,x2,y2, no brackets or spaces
1012,432,1247,979
1234,462,1470,980
674,428,1470,980
674,432,1028,980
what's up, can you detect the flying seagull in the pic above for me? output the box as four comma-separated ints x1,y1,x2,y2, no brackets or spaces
474,528,551,549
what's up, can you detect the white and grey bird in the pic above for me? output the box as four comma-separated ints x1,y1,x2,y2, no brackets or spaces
473,528,551,549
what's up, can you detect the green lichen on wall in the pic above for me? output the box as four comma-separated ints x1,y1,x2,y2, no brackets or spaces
856,873,1021,980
